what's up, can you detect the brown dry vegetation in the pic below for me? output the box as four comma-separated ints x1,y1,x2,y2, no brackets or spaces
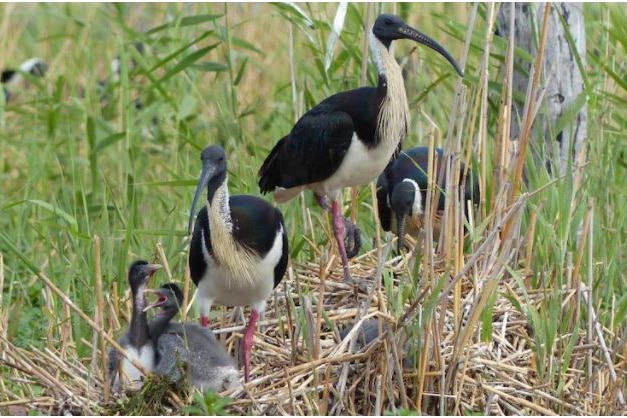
1,2,626,416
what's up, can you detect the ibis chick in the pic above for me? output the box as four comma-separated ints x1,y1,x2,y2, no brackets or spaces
376,146,480,251
259,14,463,281
145,283,241,392
188,145,289,382
107,260,162,389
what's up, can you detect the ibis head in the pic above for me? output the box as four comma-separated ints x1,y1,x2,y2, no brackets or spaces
127,260,162,293
188,145,227,234
372,14,463,77
390,179,420,252
144,283,183,314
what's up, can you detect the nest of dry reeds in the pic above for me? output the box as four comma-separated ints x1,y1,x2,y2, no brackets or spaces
1,230,625,415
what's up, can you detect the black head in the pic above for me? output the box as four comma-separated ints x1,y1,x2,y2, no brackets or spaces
372,13,463,77
391,180,418,252
127,260,162,293
1,59,46,85
144,282,184,315
188,145,228,234
1,69,16,84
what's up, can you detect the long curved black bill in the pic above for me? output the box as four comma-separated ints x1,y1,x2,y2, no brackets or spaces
399,25,464,77
396,214,406,253
187,164,215,235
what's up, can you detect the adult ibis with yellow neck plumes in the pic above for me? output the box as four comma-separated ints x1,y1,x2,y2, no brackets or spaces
258,14,463,281
188,145,289,382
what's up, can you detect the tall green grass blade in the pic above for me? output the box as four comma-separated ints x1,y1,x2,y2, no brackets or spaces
24,199,79,231
145,14,223,35
324,2,348,73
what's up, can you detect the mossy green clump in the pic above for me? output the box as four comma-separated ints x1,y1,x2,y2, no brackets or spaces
105,373,192,416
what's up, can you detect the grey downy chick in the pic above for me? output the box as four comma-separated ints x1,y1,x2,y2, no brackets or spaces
339,319,416,368
108,260,162,390
145,283,241,392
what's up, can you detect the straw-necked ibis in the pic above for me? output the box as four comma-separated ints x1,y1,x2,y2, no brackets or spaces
258,14,462,281
145,283,241,392
188,145,289,382
107,260,162,388
376,146,479,251
1,58,47,102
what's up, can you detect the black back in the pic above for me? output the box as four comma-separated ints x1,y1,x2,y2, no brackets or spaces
377,146,480,231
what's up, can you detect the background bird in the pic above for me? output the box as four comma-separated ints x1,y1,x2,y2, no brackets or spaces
258,14,463,281
107,260,162,389
339,319,415,368
1,57,47,103
188,145,289,382
376,146,480,251
145,283,241,392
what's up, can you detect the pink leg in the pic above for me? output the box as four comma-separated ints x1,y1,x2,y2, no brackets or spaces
243,309,259,383
331,200,352,281
200,315,210,328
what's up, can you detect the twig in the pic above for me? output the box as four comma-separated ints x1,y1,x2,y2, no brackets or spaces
32,268,151,378
579,281,625,406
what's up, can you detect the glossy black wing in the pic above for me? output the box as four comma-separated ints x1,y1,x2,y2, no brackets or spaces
189,206,211,287
259,87,381,193
258,107,355,192
230,195,288,288
273,210,289,288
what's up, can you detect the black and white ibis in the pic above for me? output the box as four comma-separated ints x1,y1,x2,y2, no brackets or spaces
188,145,289,382
376,146,480,251
107,260,162,388
145,283,241,392
110,42,145,83
258,14,463,281
1,58,47,102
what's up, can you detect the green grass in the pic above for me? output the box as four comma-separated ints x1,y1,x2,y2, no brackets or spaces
1,2,626,415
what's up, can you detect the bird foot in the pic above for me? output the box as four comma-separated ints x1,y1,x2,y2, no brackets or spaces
343,274,370,293
343,218,362,259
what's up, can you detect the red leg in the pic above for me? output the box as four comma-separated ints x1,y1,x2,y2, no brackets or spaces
243,309,259,383
331,200,352,281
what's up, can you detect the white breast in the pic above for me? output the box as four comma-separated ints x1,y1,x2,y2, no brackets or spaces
314,133,396,198
198,226,284,309
120,345,155,383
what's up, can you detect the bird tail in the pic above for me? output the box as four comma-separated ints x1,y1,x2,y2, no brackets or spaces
258,135,288,194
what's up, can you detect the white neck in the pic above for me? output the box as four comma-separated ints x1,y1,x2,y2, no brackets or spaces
403,178,423,216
